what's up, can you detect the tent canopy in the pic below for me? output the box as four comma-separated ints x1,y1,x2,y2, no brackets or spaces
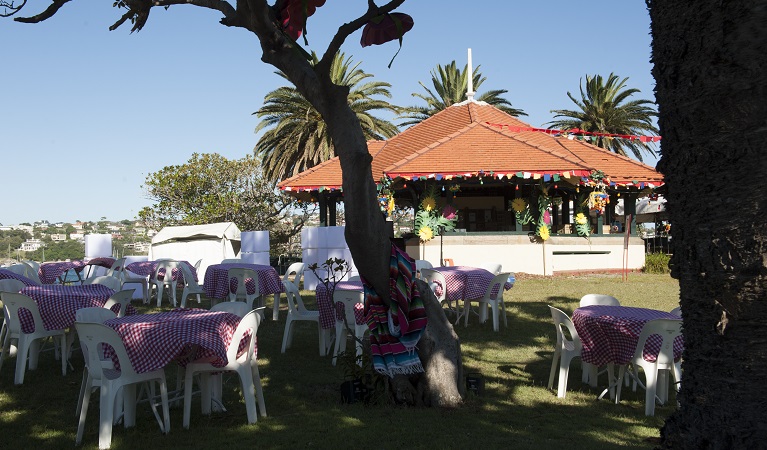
615,196,667,223
151,222,241,245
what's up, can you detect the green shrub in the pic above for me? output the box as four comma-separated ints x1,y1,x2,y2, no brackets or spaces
644,252,671,274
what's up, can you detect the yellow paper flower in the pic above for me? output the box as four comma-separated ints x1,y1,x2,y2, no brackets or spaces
575,213,588,225
422,196,436,212
387,197,395,214
538,225,550,241
418,225,434,242
511,198,527,213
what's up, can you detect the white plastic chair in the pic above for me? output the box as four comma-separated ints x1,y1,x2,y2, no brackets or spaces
102,289,135,318
578,294,621,385
23,260,40,274
73,307,118,422
332,289,367,367
547,306,583,398
347,275,361,282
579,294,621,307
118,261,150,305
105,257,126,278
74,321,170,448
227,267,262,309
5,262,42,285
414,259,433,280
670,306,682,318
281,280,328,355
276,262,306,320
178,263,205,308
478,262,502,275
84,275,122,291
419,268,451,311
1,292,68,384
149,260,180,307
463,272,511,331
616,319,683,416
183,309,265,428
221,258,241,264
0,279,26,371
210,301,252,317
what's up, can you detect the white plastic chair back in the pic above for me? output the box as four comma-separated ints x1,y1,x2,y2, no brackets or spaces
419,268,447,303
178,263,205,308
0,279,25,293
281,280,325,355
347,275,361,282
227,267,261,308
669,306,682,318
282,262,306,287
150,260,181,306
415,260,433,279
479,262,502,275
579,294,620,307
211,301,251,318
102,289,135,318
547,305,583,398
75,307,117,324
221,258,241,264
22,260,40,273
106,257,126,278
283,280,310,314
84,275,122,291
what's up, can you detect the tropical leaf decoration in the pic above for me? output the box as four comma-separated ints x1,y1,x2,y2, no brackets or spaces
535,186,552,241
511,198,534,225
574,191,591,238
415,184,458,243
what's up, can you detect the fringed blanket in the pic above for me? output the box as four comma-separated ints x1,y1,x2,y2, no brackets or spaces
364,244,427,377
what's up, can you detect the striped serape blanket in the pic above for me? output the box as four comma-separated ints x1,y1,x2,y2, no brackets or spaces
364,244,427,377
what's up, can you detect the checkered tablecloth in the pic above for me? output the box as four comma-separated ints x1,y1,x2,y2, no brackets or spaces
38,260,88,284
572,305,684,366
315,281,365,330
124,260,197,285
103,309,248,374
0,268,40,287
431,266,513,301
18,284,122,333
203,263,284,300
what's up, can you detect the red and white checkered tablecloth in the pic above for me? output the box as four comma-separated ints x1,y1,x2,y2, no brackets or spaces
103,309,248,374
431,266,513,301
203,263,284,300
38,260,88,284
18,284,121,333
0,268,40,287
124,260,197,285
572,305,684,366
315,281,365,330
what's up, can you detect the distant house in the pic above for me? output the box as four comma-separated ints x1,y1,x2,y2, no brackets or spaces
20,239,43,252
70,233,85,241
50,234,67,242
73,222,85,231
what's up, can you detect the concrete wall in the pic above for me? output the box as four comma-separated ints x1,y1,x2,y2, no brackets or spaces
405,233,645,276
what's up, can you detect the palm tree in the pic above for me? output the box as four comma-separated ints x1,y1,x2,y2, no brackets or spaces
547,73,659,161
400,61,526,127
254,52,401,182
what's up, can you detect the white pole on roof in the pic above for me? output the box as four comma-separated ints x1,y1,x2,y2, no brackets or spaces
467,48,475,102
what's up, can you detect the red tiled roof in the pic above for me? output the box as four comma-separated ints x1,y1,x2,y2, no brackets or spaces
278,101,663,192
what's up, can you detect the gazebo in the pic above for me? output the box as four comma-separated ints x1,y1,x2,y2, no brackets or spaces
278,100,664,275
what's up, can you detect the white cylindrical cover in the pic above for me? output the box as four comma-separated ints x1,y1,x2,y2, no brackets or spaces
326,226,347,249
317,227,329,249
241,231,270,253
343,248,356,271
84,234,112,258
302,248,318,266
241,251,270,266
303,269,325,291
326,247,345,263
302,226,319,249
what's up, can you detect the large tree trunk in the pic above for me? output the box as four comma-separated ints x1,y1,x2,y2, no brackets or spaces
648,1,767,447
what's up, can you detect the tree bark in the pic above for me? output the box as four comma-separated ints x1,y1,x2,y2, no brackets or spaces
648,1,767,447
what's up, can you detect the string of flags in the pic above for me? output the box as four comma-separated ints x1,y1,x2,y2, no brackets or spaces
485,122,662,143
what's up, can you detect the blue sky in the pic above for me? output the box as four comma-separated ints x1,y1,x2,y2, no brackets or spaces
0,1,657,225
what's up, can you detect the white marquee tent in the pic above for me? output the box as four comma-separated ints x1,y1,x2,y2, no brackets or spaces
149,222,242,281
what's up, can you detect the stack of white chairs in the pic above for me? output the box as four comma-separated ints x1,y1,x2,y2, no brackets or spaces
178,263,205,308
149,260,181,307
275,261,306,320
463,272,512,331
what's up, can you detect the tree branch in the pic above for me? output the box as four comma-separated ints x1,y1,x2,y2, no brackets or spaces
0,0,27,18
318,0,405,72
14,0,69,23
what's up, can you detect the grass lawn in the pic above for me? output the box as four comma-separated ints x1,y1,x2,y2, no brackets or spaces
0,273,680,449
